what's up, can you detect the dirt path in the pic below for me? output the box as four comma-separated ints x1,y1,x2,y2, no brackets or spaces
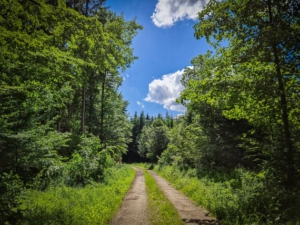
111,168,218,225
110,168,149,225
148,170,218,225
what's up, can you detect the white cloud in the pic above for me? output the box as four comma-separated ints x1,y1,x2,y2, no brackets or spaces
151,0,209,27
145,69,186,112
137,101,145,108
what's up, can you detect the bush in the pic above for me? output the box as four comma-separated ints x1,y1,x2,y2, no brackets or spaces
0,172,24,224
153,165,300,224
65,135,116,187
19,165,135,225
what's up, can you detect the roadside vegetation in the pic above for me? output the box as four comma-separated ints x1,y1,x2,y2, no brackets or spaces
19,165,135,225
144,170,184,225
154,165,290,225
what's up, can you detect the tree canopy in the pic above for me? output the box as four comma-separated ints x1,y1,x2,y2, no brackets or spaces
0,1,142,222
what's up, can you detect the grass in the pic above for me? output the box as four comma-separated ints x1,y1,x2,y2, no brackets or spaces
131,162,153,169
153,165,300,225
153,165,270,224
144,170,184,225
19,165,135,225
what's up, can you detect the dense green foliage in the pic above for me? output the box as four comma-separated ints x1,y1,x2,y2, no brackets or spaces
185,0,300,187
20,165,135,225
0,0,141,223
125,111,174,163
123,111,150,162
138,118,170,163
154,165,300,225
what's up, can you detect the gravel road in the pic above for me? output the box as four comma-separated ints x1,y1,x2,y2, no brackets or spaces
110,168,149,225
111,168,218,225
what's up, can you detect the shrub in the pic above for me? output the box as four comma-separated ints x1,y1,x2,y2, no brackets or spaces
19,165,135,225
0,172,24,224
153,165,300,224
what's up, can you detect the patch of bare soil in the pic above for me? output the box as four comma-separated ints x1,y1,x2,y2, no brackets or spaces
110,168,149,225
148,170,218,225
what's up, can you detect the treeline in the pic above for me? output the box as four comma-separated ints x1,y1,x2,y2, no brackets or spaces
134,1,300,223
127,110,255,170
124,111,174,163
0,0,141,223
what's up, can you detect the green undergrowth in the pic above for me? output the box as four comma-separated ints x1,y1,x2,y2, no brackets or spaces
144,170,184,225
131,163,153,169
153,165,300,225
18,165,135,225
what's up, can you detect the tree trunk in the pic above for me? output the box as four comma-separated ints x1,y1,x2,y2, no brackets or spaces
272,44,295,188
81,85,86,134
100,71,105,142
67,95,72,132
89,74,94,133
267,0,295,188
57,108,61,132
80,0,89,135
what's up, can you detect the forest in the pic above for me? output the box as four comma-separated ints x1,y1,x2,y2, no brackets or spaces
0,0,300,224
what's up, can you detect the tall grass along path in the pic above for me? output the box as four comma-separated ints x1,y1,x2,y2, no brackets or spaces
111,167,218,225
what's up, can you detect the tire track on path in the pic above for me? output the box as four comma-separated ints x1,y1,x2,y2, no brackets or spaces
148,170,218,225
110,168,149,225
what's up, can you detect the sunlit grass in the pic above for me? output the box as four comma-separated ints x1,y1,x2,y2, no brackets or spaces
144,170,184,225
153,166,256,224
19,165,135,225
153,165,298,225
131,162,152,169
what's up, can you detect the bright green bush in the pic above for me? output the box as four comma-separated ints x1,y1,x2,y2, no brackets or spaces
33,134,116,189
19,165,135,225
64,135,115,187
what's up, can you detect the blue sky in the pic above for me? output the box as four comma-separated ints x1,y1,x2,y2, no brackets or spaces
106,0,211,117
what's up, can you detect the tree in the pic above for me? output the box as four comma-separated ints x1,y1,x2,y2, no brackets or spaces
187,0,300,188
124,111,147,163
165,111,174,128
0,0,86,180
0,0,142,218
138,118,169,163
